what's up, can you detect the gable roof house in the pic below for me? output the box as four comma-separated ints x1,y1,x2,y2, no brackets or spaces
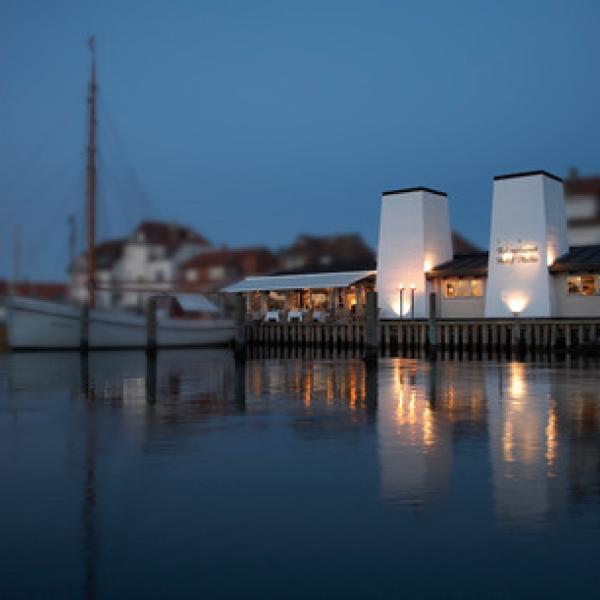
70,221,212,310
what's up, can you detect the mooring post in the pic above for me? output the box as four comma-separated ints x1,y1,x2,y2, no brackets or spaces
512,318,520,352
234,293,246,359
365,291,379,364
428,292,437,356
80,305,89,352
146,296,157,352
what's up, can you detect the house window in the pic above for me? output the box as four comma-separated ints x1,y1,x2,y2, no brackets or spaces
186,269,197,282
208,266,226,281
567,275,598,296
443,277,484,298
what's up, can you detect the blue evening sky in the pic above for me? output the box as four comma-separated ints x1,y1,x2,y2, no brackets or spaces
1,0,599,279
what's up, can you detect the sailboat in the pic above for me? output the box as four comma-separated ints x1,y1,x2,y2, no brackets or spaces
7,39,234,350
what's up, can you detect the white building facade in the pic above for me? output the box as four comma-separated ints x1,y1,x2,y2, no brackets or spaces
373,171,600,320
70,221,211,311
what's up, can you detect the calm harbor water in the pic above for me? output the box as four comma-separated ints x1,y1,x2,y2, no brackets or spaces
1,350,600,599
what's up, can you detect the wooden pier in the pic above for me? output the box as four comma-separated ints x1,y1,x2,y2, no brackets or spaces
244,318,600,354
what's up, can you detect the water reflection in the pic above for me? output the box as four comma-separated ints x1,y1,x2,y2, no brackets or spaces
3,351,600,597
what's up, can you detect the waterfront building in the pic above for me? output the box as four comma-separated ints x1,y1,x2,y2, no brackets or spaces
226,170,600,321
225,271,376,321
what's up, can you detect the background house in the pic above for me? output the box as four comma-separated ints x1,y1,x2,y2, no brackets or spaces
180,247,280,293
564,169,600,245
70,221,211,310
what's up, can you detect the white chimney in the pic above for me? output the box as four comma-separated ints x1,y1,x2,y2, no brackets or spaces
376,187,452,319
484,171,569,318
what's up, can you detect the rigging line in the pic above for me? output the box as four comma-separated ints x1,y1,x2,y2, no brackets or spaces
96,151,137,236
0,113,74,203
0,139,86,221
97,91,162,219
98,104,159,224
22,163,86,279
18,151,85,270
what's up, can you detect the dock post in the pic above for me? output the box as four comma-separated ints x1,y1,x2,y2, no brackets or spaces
428,292,437,357
234,293,246,359
80,305,89,351
146,297,157,352
365,291,379,364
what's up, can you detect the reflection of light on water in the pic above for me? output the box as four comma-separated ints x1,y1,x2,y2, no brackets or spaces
123,377,146,405
490,363,563,527
423,403,434,448
545,406,558,469
502,419,514,463
392,363,432,445
349,369,357,410
304,367,312,408
509,363,526,399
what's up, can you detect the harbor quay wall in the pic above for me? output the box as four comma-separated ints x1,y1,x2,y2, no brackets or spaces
245,318,600,353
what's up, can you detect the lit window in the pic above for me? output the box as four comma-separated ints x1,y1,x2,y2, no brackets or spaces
208,266,226,281
444,277,484,298
582,275,595,296
567,276,581,294
457,279,471,297
567,274,598,296
471,279,484,297
445,280,457,298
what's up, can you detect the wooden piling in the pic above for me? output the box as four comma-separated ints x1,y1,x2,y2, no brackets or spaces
234,293,246,359
146,296,157,352
364,291,378,363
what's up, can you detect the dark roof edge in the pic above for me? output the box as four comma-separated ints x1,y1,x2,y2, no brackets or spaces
494,170,563,183
382,187,447,197
549,263,600,273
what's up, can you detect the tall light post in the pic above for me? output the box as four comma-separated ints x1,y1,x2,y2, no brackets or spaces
398,284,405,319
410,283,416,320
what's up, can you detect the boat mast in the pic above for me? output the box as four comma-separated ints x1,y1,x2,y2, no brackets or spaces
86,36,97,309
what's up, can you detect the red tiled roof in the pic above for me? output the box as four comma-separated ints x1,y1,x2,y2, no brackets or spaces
0,280,68,300
181,247,278,270
134,221,210,248
564,177,600,198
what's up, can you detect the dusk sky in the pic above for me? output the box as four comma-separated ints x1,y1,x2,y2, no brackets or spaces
1,0,599,279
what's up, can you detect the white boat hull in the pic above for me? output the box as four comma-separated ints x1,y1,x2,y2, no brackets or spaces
7,297,234,349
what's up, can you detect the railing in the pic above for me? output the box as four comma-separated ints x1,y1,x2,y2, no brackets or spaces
245,318,600,352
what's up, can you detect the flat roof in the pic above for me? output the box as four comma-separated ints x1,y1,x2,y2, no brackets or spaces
222,270,375,293
382,187,447,197
493,170,563,183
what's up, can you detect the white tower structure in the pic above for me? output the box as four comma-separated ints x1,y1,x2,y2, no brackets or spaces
376,187,452,319
484,171,569,318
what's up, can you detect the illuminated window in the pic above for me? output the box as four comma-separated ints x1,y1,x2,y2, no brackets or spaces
582,275,595,296
443,277,484,298
567,274,598,296
445,280,457,298
457,279,471,297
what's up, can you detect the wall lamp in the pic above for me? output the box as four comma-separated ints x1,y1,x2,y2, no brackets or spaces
410,283,416,320
398,284,405,319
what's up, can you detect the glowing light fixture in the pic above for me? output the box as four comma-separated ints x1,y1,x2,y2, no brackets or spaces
398,284,405,319
507,296,527,318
